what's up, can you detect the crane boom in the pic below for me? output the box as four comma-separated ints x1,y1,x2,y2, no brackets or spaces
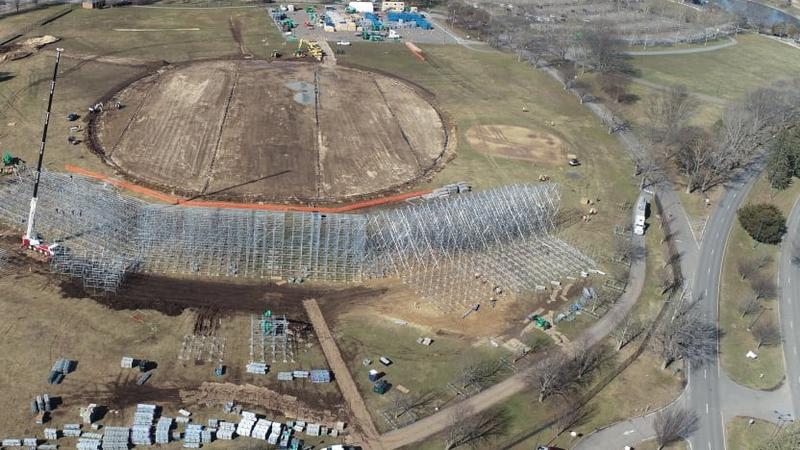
24,47,62,242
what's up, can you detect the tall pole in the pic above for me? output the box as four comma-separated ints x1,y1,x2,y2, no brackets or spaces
25,47,62,241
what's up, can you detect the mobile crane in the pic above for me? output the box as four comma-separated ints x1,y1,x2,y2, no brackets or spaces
21,48,63,258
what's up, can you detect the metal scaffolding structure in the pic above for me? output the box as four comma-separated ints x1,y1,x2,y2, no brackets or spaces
249,313,293,363
0,171,595,309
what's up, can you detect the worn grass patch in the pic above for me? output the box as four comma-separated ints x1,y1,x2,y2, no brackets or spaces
726,416,776,450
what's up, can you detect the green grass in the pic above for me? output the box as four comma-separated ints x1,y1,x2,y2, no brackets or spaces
334,313,509,433
632,34,800,100
726,416,777,450
36,6,285,61
719,175,800,390
0,4,68,38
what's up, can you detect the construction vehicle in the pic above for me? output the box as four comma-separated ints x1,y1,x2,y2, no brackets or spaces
22,48,64,259
295,39,323,61
88,102,103,114
527,314,552,330
280,18,296,31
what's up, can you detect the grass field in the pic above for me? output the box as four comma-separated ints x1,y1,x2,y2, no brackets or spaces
632,33,800,100
336,41,638,267
35,6,283,61
719,175,800,390
0,4,69,38
726,416,777,450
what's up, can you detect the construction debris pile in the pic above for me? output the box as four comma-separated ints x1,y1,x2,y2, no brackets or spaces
0,35,59,62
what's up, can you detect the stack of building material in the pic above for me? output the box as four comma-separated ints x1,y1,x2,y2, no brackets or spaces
207,419,219,428
101,426,130,450
279,428,292,447
131,403,155,445
183,424,203,448
293,370,310,379
80,404,99,424
305,423,321,436
245,362,268,375
293,421,306,433
236,412,257,437
310,369,331,383
62,424,82,437
216,422,235,440
38,444,58,450
277,371,294,381
43,428,59,440
1,439,21,447
201,428,214,445
251,418,272,440
176,416,190,425
47,358,74,384
267,423,282,445
155,416,173,444
22,438,37,447
82,432,103,440
120,356,136,368
31,394,53,413
76,437,101,450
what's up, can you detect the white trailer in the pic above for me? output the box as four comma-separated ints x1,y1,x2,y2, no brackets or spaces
634,196,648,236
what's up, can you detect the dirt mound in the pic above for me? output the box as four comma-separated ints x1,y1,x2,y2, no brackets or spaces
181,382,343,425
466,124,564,164
93,60,448,205
0,35,59,62
59,273,387,319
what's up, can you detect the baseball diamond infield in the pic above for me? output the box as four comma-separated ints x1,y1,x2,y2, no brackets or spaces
91,59,448,204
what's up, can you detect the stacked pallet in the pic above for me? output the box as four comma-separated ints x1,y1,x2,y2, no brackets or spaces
101,426,130,450
251,418,271,440
63,424,82,437
155,416,173,444
216,422,236,440
131,404,155,445
183,424,203,448
236,412,257,437
43,428,59,440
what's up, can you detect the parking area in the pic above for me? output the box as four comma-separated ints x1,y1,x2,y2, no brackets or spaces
275,6,460,45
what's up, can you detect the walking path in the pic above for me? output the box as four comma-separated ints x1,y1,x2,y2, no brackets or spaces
302,299,382,449
625,36,738,56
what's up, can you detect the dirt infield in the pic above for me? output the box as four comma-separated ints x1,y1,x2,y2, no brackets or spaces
466,124,565,164
92,59,448,204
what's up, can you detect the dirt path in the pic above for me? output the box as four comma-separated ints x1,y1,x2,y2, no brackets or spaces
302,299,382,449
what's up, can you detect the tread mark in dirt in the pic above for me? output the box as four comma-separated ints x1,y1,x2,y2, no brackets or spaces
313,69,322,199
202,60,241,194
371,75,421,167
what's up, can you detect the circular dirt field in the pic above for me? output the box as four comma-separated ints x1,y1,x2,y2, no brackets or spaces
93,60,447,203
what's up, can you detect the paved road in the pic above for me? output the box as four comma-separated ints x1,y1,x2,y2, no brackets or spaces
778,197,800,415
625,37,738,56
379,199,648,449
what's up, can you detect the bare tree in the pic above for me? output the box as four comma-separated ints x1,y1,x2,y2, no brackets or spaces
653,299,719,369
443,406,509,450
654,407,699,449
752,319,782,349
457,358,503,390
645,85,696,145
739,274,778,318
611,315,645,351
391,390,439,419
570,344,609,381
737,255,772,281
758,422,800,450
579,21,631,74
737,294,762,318
528,353,576,402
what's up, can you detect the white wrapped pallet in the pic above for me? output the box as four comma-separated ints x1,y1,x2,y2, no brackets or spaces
216,422,236,440
155,416,173,444
43,428,59,440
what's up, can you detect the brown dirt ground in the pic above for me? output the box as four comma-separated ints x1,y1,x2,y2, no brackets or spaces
465,124,565,164
92,59,447,204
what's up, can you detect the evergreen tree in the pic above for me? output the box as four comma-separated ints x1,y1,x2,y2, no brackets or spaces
738,203,787,245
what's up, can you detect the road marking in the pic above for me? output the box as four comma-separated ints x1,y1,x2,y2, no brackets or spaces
708,441,712,450
711,247,715,255
706,403,709,414
708,267,712,275
623,429,635,436
704,369,707,379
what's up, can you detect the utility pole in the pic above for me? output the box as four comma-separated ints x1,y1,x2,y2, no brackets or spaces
24,48,62,244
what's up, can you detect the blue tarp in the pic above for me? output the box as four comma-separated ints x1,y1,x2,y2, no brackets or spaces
386,12,433,29
363,12,383,30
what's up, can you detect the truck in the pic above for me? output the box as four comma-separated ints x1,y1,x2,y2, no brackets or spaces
633,196,648,236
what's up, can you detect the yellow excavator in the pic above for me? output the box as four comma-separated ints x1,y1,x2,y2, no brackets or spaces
295,39,324,61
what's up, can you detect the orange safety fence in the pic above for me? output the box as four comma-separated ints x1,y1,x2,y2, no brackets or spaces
64,164,432,213
405,41,426,61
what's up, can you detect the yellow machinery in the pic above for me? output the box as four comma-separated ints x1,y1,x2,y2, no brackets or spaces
296,39,324,61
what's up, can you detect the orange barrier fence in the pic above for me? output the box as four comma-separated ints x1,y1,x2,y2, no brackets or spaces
64,164,432,213
405,41,425,61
